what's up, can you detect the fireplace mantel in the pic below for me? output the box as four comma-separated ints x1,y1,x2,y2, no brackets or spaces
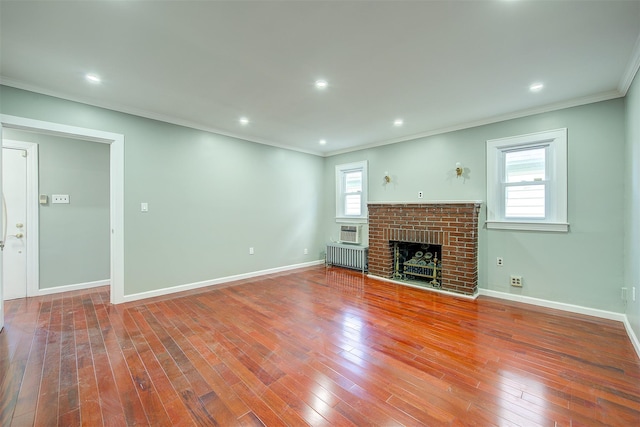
367,202,481,296
368,200,483,206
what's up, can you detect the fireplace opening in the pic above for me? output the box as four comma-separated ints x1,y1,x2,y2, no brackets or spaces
390,241,442,288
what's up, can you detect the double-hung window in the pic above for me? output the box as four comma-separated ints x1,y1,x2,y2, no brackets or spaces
486,128,568,232
336,161,368,222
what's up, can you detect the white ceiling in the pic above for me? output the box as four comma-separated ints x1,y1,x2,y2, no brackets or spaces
1,1,639,156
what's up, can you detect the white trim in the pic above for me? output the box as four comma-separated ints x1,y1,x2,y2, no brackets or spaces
0,78,325,157
486,128,568,230
109,133,125,304
0,114,125,305
36,279,109,296
1,140,39,297
623,316,640,361
335,160,368,221
619,31,640,95
370,275,479,300
335,217,368,224
121,260,325,303
478,288,625,322
0,128,3,331
1,78,627,160
323,90,621,157
485,221,569,232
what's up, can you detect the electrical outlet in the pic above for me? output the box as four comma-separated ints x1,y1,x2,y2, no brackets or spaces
418,191,424,199
52,194,70,204
621,287,627,301
497,257,504,266
510,275,523,287
633,287,637,302
304,248,308,255
249,247,254,255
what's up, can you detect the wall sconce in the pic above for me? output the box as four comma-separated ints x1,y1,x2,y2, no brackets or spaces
455,162,463,178
384,171,391,184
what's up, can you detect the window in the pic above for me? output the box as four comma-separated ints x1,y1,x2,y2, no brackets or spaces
504,147,546,219
486,128,568,232
336,161,368,222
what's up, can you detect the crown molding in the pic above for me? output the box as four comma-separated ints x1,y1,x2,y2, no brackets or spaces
0,78,325,157
619,32,640,95
1,77,627,160
323,90,624,157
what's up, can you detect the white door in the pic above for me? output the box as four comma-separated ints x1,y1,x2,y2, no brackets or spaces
2,147,27,300
0,141,3,331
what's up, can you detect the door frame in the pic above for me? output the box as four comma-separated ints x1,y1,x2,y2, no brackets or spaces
0,114,125,305
2,140,39,297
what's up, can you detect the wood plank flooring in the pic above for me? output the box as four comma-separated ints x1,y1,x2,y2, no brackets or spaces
1,265,639,426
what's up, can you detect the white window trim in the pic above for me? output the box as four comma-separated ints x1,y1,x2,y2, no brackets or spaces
335,160,368,223
486,128,569,232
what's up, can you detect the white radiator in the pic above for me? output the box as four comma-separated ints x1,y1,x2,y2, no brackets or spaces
326,243,368,273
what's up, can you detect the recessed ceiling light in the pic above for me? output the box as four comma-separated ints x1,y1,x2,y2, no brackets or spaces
85,73,101,84
315,79,328,90
529,82,544,92
393,119,404,127
239,117,250,126
319,139,327,145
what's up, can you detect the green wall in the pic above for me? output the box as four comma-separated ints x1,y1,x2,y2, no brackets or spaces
4,130,110,289
323,99,627,313
0,84,633,316
625,70,640,339
0,85,325,295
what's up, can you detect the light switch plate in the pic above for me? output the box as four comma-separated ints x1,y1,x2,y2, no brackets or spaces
141,202,149,212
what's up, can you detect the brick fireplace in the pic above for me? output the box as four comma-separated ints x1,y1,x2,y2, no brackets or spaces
368,202,482,296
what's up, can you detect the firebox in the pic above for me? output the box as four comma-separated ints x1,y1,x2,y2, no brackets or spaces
391,242,442,288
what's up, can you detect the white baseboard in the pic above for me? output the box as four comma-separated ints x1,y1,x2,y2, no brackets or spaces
122,260,325,303
34,279,110,296
478,289,626,321
623,316,640,360
479,288,640,360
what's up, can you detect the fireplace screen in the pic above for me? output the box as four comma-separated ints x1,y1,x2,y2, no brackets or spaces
391,242,442,288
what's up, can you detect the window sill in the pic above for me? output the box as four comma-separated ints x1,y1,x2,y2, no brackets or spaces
486,221,569,232
335,217,368,224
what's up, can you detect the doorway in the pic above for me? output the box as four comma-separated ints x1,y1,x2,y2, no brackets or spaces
0,114,125,333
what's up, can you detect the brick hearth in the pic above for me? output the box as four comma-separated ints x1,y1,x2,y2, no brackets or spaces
368,202,482,295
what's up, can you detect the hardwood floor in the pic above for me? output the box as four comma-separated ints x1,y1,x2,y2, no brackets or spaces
1,265,639,426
